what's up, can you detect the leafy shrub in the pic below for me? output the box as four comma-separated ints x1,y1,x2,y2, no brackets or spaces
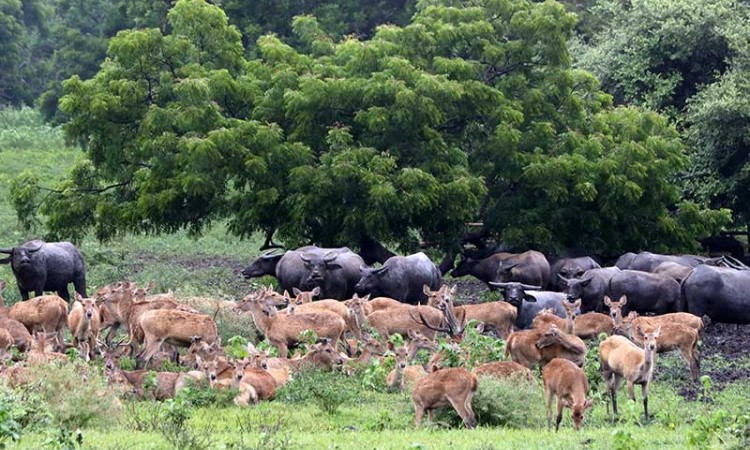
277,369,358,415
216,310,260,345
176,385,239,408
24,360,122,428
159,399,215,450
459,322,506,369
435,375,544,428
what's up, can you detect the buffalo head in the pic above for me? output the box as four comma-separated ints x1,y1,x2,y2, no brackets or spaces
242,251,282,279
557,275,592,302
300,252,341,290
450,257,477,278
354,265,387,296
0,240,44,268
488,281,541,308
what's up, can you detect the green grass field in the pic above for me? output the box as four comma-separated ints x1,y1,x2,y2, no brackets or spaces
0,108,748,450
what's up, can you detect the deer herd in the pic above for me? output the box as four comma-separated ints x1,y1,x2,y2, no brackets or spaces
0,275,705,432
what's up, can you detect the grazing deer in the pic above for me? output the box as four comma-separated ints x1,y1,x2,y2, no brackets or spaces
412,368,478,429
543,358,593,431
68,294,102,361
621,312,700,381
562,299,614,339
600,327,660,419
283,289,363,341
235,289,346,358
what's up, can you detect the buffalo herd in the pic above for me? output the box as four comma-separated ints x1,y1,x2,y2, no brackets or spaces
243,247,750,325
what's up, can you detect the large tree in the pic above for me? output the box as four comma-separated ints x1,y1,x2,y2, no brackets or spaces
11,0,729,256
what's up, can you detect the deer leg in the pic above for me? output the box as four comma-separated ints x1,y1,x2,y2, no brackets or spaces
545,387,554,430
105,322,120,346
137,337,164,369
447,393,476,429
555,397,564,432
277,343,288,359
627,380,636,402
683,347,700,382
611,374,623,416
642,383,650,420
427,409,435,423
414,404,425,427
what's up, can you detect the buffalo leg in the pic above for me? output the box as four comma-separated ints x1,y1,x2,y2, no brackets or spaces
20,289,29,300
57,287,70,302
73,276,87,299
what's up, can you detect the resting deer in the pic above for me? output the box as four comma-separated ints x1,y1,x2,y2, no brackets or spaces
600,326,660,419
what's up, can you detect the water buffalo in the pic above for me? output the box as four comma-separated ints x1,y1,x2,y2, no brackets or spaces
682,265,750,323
615,251,705,272
452,250,549,289
608,270,680,315
653,262,693,284
450,252,513,288
0,240,86,301
354,252,442,304
558,267,621,313
243,246,361,300
241,251,283,279
489,282,566,329
549,257,601,291
298,249,364,300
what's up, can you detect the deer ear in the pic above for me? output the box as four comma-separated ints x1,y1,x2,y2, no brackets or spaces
190,336,202,344
603,296,611,307
311,287,321,297
450,285,457,295
619,295,627,306
584,398,594,409
423,284,432,296
75,293,84,302
560,398,572,408
292,288,302,296
573,299,581,309
146,281,155,292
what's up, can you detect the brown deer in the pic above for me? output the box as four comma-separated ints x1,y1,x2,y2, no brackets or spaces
246,347,291,387
531,308,567,331
562,299,614,339
366,297,406,314
0,328,14,360
182,336,224,369
68,294,102,360
603,295,629,330
543,358,593,431
26,331,68,364
6,294,68,352
135,309,218,368
283,289,363,340
425,285,516,339
473,361,534,382
232,358,277,401
235,290,345,358
412,367,478,428
536,325,587,368
386,343,428,392
621,312,700,381
600,327,660,419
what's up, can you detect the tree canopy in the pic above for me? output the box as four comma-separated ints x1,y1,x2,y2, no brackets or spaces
9,0,731,257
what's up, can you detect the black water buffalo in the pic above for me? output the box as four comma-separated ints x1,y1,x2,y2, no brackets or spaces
241,251,283,279
608,270,680,315
616,251,705,272
682,265,750,323
354,252,441,304
451,250,549,289
0,240,86,301
489,282,566,329
558,267,620,313
653,261,693,284
549,256,601,291
298,249,364,300
244,246,362,300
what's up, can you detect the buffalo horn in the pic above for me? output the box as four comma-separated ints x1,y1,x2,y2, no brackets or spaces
0,248,12,254
260,250,278,259
520,283,542,290
299,253,313,263
323,252,338,263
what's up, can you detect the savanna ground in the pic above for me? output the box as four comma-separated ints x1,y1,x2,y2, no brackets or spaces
0,108,749,449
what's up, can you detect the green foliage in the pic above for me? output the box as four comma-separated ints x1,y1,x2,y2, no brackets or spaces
0,391,23,447
25,361,121,429
42,427,84,450
277,369,358,415
158,398,215,450
459,322,505,369
439,375,544,428
612,429,638,450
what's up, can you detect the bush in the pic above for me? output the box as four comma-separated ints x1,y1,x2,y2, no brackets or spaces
24,360,122,429
277,370,359,415
436,375,544,428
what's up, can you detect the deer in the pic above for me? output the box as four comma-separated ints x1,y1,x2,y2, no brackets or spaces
182,336,224,369
282,289,363,341
0,328,14,361
26,331,68,364
473,361,534,382
67,293,102,361
621,312,700,381
386,343,428,392
425,285,516,338
562,298,614,339
543,357,594,431
600,326,660,419
4,291,67,352
104,346,204,400
365,297,407,314
93,281,134,345
531,308,567,331
231,358,277,401
412,367,478,429
505,324,586,369
235,289,346,358
135,308,218,369
245,346,292,387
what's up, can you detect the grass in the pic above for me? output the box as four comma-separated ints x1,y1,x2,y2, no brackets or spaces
1,107,750,449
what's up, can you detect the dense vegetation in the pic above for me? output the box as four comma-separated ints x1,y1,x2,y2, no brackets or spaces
2,0,745,259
